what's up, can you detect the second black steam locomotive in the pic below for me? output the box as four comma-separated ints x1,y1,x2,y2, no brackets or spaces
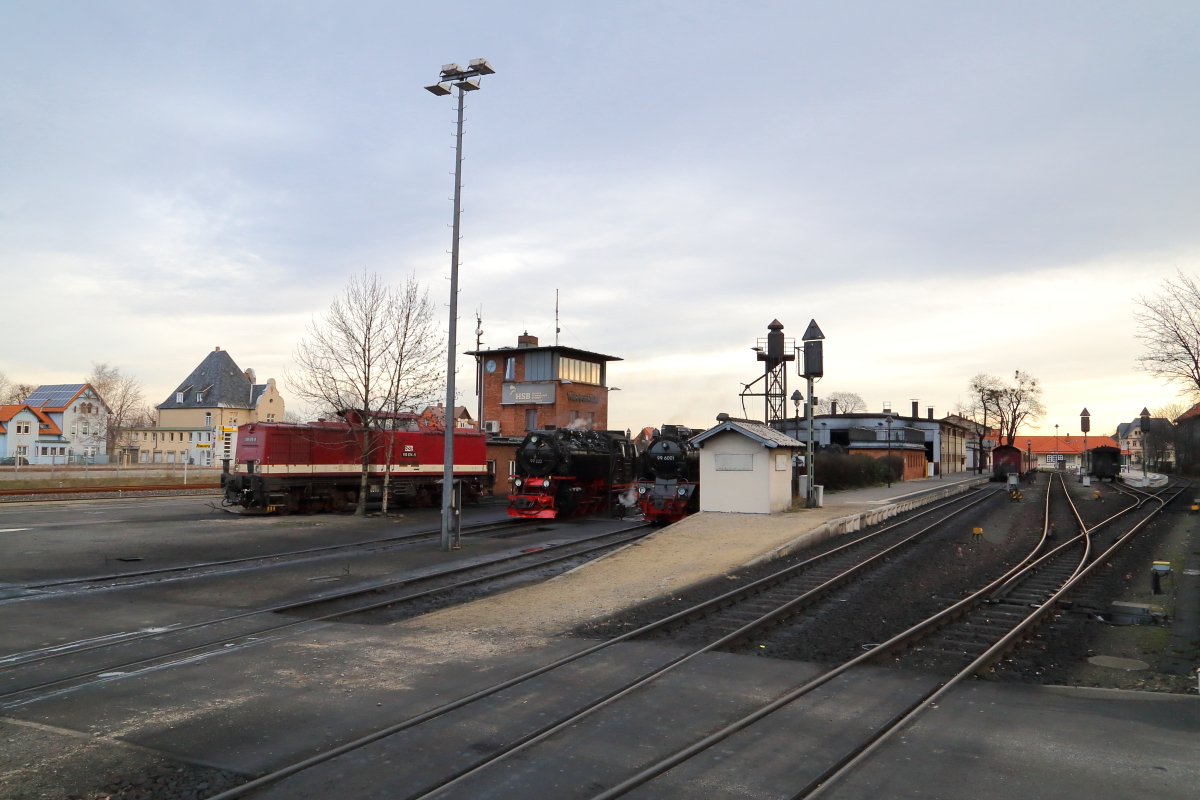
634,425,702,524
507,427,638,519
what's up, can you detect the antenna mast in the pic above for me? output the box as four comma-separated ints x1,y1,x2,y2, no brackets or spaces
555,289,561,346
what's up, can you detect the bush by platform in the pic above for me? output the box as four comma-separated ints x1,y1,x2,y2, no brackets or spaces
814,452,903,492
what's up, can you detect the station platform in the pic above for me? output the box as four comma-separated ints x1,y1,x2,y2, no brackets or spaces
393,471,990,643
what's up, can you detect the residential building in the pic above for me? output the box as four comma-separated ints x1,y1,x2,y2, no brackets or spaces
1115,415,1174,469
24,383,110,461
942,414,997,473
419,404,475,429
116,347,286,466
0,405,68,464
1015,434,1118,471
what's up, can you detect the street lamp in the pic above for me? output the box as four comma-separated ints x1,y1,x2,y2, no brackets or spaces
426,58,496,552
1140,406,1151,484
1027,438,1032,472
1054,423,1059,471
878,416,895,488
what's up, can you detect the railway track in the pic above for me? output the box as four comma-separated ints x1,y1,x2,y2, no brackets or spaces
194,472,1181,800
0,521,653,707
0,483,220,500
4,515,536,595
187,483,1005,800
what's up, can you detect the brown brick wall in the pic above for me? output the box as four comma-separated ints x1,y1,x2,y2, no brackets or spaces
477,353,609,437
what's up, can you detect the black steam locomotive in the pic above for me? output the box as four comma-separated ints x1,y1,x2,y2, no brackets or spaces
508,427,638,519
635,425,702,524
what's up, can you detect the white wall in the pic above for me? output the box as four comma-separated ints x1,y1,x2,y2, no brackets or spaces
699,430,791,514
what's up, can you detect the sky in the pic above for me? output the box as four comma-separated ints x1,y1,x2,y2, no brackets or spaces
3,2,1199,438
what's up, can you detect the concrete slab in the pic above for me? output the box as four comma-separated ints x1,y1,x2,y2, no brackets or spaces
826,682,1200,800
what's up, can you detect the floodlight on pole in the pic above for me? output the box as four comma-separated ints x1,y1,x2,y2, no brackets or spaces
427,58,496,552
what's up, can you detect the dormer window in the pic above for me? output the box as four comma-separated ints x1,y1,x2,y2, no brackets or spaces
196,392,204,403
176,392,184,403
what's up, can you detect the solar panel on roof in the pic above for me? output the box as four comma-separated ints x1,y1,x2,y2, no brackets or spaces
25,384,84,407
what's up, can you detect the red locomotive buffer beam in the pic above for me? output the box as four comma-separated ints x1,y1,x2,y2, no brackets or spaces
635,480,698,525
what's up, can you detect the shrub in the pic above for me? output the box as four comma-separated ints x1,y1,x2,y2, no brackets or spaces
814,452,894,491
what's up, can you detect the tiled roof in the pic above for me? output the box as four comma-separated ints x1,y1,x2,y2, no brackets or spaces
157,349,254,410
250,384,268,406
0,404,62,435
691,418,804,448
1004,435,1118,455
25,384,87,410
1176,403,1200,422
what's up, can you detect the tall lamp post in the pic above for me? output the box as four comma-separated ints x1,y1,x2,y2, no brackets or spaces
1027,438,1032,472
801,320,824,507
426,58,496,552
1080,408,1090,479
878,416,895,488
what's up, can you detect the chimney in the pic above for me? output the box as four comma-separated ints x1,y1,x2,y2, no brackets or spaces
911,400,919,419
927,406,934,420
215,346,221,351
883,401,891,413
830,399,838,415
517,332,538,348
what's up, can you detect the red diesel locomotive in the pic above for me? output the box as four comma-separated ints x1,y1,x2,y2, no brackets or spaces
221,414,492,514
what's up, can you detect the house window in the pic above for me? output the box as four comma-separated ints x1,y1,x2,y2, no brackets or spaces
82,421,89,435
587,411,595,429
167,451,176,463
204,413,212,426
266,414,275,422
16,446,27,456
139,451,148,463
71,425,77,435
41,447,48,456
196,392,204,402
504,357,516,381
188,432,194,441
176,392,184,403
153,451,162,463
525,408,537,431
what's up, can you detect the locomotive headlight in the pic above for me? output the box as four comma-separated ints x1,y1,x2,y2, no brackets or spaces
514,478,523,487
638,486,647,494
677,487,686,496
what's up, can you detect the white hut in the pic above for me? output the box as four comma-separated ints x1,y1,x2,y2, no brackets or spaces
691,416,803,513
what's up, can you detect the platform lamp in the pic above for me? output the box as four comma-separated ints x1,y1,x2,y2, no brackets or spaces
426,58,496,552
1140,407,1151,483
1027,438,1032,471
801,320,824,507
1080,408,1090,477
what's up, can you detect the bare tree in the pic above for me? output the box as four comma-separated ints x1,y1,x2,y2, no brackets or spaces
1153,400,1190,423
1135,271,1200,397
378,275,443,514
815,391,866,415
87,362,146,456
289,271,443,516
2,382,34,404
958,374,1003,474
0,371,10,405
992,370,1045,446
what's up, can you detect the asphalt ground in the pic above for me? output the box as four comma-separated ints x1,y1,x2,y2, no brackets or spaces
2,482,1197,799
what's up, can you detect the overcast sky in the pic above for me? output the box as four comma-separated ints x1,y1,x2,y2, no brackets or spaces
3,2,1198,437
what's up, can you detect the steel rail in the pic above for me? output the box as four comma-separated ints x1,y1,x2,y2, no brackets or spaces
0,523,648,675
586,473,1152,800
0,483,220,498
201,486,1000,800
799,479,1186,800
9,516,533,592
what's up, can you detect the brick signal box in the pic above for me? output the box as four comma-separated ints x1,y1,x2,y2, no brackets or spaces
467,333,621,438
